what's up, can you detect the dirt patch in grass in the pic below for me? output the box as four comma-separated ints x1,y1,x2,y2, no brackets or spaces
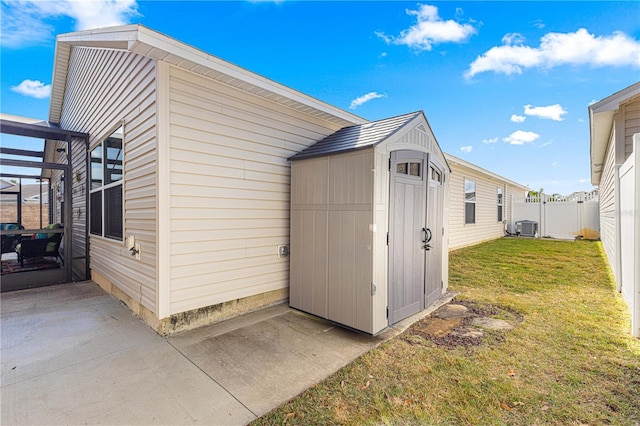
405,300,524,349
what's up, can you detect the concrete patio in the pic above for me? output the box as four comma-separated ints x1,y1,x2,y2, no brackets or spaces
1,281,454,425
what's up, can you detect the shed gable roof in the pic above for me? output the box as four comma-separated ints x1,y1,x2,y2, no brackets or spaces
48,24,365,128
289,111,423,161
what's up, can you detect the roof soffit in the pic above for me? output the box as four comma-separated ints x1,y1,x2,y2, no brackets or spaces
589,83,640,185
444,152,528,191
49,24,365,128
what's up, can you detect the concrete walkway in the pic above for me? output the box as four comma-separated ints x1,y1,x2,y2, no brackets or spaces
1,281,454,425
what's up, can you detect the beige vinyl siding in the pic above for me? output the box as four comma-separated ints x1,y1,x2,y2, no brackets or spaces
69,136,87,279
50,136,88,279
60,47,158,312
167,66,344,315
599,129,617,280
504,183,528,228
448,164,507,250
624,99,640,160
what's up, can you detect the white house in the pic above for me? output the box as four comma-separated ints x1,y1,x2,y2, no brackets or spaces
2,24,532,335
445,153,529,251
43,24,366,333
589,81,640,338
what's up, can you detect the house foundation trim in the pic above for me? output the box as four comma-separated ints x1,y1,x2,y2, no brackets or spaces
91,270,288,335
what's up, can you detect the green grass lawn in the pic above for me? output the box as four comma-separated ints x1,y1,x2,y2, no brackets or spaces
253,238,640,425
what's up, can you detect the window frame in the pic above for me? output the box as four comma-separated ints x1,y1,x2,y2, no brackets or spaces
89,124,124,242
497,186,504,222
464,178,476,225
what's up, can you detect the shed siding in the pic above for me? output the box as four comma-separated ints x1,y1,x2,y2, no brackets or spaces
291,149,375,333
448,163,509,250
60,47,158,312
599,128,617,280
625,100,640,160
167,66,344,314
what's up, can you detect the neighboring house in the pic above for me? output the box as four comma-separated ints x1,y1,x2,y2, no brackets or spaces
589,81,640,338
445,153,529,251
0,181,50,227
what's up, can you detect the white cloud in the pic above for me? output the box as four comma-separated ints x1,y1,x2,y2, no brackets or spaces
11,79,51,99
538,141,552,148
502,32,526,45
524,104,567,121
349,92,386,110
465,28,640,79
460,145,473,153
579,179,588,183
531,20,545,30
377,4,476,51
2,0,139,48
510,114,526,123
482,137,498,144
503,130,540,145
577,118,585,123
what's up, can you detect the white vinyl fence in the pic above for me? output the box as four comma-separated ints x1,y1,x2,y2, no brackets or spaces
511,191,600,240
619,135,639,337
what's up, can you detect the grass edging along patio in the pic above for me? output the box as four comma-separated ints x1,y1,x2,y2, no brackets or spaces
253,238,640,426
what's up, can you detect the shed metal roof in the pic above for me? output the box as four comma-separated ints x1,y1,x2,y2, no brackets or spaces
289,111,423,161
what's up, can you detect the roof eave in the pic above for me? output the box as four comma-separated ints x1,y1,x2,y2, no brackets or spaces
588,82,640,186
444,152,529,191
48,24,365,129
588,108,614,186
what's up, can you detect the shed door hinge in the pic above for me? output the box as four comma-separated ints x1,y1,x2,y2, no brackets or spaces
386,306,389,319
371,282,377,296
388,158,391,171
386,232,389,245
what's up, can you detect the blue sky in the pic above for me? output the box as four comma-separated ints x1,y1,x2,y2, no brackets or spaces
1,0,639,195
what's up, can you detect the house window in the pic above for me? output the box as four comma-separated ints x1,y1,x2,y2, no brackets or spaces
465,179,476,224
497,187,504,222
90,126,123,240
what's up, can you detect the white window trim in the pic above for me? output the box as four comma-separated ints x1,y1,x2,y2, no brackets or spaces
89,122,125,242
497,186,504,222
464,178,476,225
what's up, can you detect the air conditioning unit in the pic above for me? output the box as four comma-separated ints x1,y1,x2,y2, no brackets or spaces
515,220,538,237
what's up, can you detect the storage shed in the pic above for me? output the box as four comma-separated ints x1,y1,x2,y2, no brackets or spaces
289,111,450,335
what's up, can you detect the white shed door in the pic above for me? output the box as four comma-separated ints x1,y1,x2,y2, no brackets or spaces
425,160,444,307
388,150,428,325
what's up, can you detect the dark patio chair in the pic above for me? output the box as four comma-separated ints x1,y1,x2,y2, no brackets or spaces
15,223,63,267
1,223,24,254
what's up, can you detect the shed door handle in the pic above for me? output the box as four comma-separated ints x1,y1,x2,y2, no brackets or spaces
422,227,432,244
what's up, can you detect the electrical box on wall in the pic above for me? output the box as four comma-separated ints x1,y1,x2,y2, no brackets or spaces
277,245,289,258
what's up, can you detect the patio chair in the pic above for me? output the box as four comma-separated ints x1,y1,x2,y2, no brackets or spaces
15,223,63,267
1,223,25,254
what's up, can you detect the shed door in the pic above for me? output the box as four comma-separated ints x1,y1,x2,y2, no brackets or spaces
388,150,428,325
425,160,444,306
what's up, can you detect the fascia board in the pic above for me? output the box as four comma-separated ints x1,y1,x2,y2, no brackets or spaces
134,26,365,125
444,153,529,191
